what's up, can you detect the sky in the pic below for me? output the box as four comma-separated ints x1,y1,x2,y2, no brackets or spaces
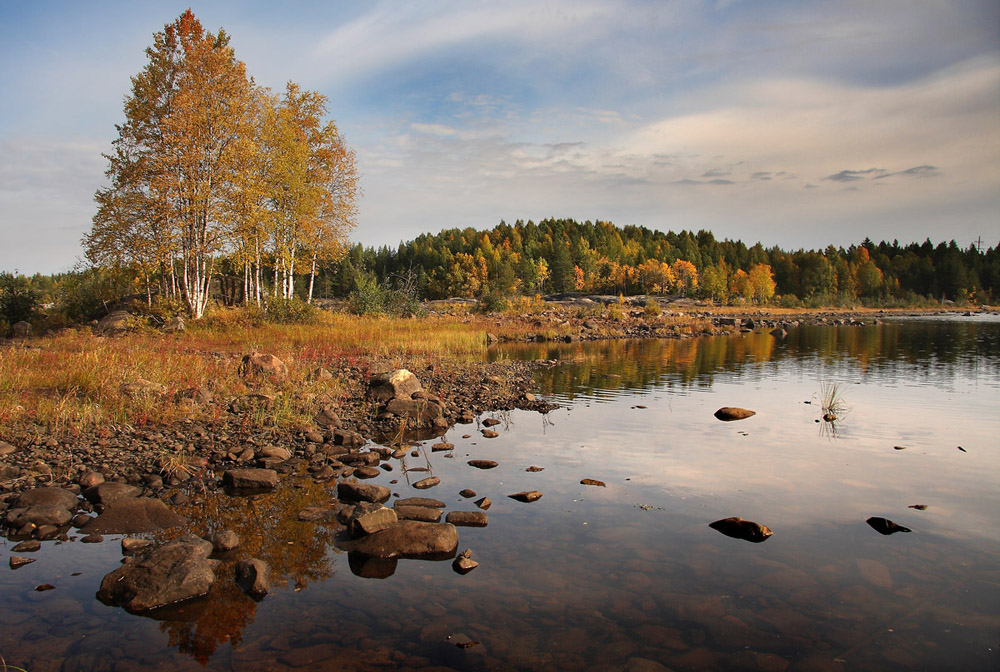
1,0,998,275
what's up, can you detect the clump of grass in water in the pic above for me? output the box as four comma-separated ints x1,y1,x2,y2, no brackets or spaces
820,382,847,421
1,654,29,672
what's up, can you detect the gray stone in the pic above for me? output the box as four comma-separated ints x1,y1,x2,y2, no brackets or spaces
238,352,288,381
97,537,217,612
349,503,398,538
15,487,78,511
366,369,423,403
211,529,240,552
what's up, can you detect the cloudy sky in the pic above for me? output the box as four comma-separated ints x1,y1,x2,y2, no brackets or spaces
1,1,998,275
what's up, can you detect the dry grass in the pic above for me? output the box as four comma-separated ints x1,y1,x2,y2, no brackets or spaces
0,311,488,436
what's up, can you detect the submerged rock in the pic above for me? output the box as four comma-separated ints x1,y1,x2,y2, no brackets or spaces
714,407,756,421
223,468,279,491
97,537,218,612
866,517,911,535
709,517,773,543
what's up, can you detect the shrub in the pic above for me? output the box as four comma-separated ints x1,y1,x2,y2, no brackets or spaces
475,291,508,314
264,297,319,324
348,272,422,317
644,300,662,317
0,272,41,326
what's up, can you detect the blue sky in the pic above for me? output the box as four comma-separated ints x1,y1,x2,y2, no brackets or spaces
1,0,998,274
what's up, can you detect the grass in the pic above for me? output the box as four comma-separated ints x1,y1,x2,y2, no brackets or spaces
820,382,848,417
0,309,489,436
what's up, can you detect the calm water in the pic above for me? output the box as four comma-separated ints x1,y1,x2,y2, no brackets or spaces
2,317,998,671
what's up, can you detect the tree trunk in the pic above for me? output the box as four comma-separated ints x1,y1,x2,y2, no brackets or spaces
307,252,317,304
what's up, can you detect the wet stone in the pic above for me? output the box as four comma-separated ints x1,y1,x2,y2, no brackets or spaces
337,481,391,504
459,489,477,498
353,466,381,479
223,468,279,491
709,517,773,543
468,459,498,469
453,549,479,575
12,540,41,553
395,505,443,522
714,407,756,421
81,533,104,543
509,491,543,503
481,430,499,438
122,538,153,555
413,476,441,490
475,497,492,510
446,511,488,527
395,497,446,508
235,558,271,599
432,442,455,452
525,465,545,472
581,478,606,487
10,556,36,569
866,516,911,535
211,529,240,552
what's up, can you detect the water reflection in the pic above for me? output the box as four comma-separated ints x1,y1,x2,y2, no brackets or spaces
491,317,1000,401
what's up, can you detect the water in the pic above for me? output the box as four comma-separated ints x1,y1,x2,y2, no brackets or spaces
2,316,998,671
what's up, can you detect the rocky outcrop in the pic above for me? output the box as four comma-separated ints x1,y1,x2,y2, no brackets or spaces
97,537,218,612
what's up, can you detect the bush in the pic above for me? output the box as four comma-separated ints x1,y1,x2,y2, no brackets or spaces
644,300,662,317
777,293,803,308
0,272,41,326
348,272,422,317
264,297,319,324
474,291,508,314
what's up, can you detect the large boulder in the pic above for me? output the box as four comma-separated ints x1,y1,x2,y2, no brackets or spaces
6,486,80,530
97,537,218,612
15,487,79,511
80,498,187,534
345,521,459,560
96,310,132,336
366,369,423,403
239,352,289,381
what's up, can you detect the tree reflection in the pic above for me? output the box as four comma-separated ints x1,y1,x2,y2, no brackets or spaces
146,476,342,664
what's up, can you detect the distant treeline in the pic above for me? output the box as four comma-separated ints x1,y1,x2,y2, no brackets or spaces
330,219,997,307
2,219,997,329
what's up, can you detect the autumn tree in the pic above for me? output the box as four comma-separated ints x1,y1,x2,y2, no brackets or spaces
747,263,777,304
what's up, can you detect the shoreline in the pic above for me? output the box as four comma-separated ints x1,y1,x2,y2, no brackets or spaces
0,303,994,509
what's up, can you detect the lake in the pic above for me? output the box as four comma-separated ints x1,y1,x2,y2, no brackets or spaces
2,316,998,671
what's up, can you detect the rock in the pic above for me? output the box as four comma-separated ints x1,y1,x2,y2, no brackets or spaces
238,351,289,381
823,413,837,422
72,514,92,528
0,440,18,456
80,498,187,534
211,529,240,552
524,392,536,402
475,497,491,510
482,418,501,427
394,505,443,522
366,369,423,403
175,386,214,405
580,478,606,487
413,476,441,490
459,489,477,498
81,533,104,543
314,405,341,428
15,487,78,511
121,379,167,398
259,445,291,462
525,465,545,472
349,503,398,538
12,320,31,338
345,521,458,560
10,556,36,569
337,481,391,504
235,558,271,599
452,549,478,575
394,497,446,508
223,468,279,491
508,491,543,503
908,504,928,510
353,466,381,479
714,407,756,421
446,511,488,527
34,584,56,592
431,442,454,452
83,482,140,506
79,471,105,489
97,537,218,612
709,517,773,543
866,516,911,535
481,430,499,438
96,310,131,336
6,504,73,528
162,316,185,333
468,460,498,469
297,507,334,522
122,538,153,555
386,398,445,425
12,540,41,553
769,328,788,338
309,367,333,381
332,429,365,449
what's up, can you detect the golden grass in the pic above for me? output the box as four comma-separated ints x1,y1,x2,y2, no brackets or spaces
0,312,488,436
